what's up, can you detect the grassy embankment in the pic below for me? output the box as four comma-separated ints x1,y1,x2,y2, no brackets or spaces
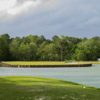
0,76,100,100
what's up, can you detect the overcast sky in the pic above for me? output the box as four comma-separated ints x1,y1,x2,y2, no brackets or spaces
0,0,100,39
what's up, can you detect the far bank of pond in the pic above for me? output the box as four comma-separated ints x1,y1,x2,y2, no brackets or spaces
1,61,92,67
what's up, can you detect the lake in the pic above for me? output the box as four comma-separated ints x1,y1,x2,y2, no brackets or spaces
0,64,100,88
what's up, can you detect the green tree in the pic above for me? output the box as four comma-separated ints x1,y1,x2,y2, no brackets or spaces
82,37,87,42
42,43,59,61
9,37,21,60
0,37,10,61
18,42,37,61
52,35,59,42
54,35,70,61
73,38,100,61
1,33,10,45
18,43,31,61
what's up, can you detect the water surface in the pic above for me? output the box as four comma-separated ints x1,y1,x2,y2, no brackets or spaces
0,64,100,88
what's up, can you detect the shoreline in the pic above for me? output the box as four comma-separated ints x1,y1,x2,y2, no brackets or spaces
1,62,92,68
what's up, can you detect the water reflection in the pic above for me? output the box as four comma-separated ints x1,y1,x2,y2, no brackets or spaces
0,64,100,88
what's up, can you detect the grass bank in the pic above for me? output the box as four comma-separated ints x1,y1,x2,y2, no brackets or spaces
0,76,100,100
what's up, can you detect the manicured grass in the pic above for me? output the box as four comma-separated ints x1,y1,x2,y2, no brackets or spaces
74,61,100,64
87,61,100,64
2,61,100,66
3,61,67,65
3,61,92,65
0,76,100,100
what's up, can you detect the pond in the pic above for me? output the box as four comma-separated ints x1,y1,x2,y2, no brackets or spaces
0,64,100,88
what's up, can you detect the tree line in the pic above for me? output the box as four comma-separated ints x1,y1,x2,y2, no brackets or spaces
0,33,100,61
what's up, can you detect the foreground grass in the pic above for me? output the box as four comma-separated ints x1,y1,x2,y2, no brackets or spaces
0,76,100,100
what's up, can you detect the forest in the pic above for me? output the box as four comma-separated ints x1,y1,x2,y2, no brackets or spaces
0,33,100,61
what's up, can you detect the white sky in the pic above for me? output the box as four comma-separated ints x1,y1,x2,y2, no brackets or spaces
0,0,16,11
0,0,42,19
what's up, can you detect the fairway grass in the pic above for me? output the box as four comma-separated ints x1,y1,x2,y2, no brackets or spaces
0,76,100,100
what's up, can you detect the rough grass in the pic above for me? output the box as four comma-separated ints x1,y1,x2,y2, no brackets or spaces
0,76,100,100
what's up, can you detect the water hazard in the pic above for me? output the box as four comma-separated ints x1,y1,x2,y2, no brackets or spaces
0,64,100,88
